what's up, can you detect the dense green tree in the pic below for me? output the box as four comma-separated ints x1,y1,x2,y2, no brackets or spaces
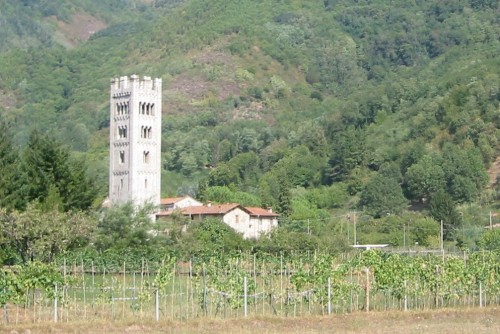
208,163,239,187
226,152,261,188
441,144,488,202
405,155,446,201
411,217,440,247
378,162,403,182
359,174,408,218
175,218,249,258
95,203,161,251
273,146,325,188
203,186,261,206
326,126,366,183
277,172,292,217
0,205,95,264
429,190,462,240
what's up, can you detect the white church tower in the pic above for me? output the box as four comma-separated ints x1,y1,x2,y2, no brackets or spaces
109,75,162,208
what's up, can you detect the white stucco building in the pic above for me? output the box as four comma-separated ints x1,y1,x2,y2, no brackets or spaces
156,203,279,239
109,75,162,207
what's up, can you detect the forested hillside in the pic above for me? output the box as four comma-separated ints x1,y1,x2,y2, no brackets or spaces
0,0,499,255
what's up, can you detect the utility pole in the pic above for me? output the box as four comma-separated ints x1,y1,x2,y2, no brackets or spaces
403,223,406,249
353,211,357,245
347,218,350,243
440,220,444,252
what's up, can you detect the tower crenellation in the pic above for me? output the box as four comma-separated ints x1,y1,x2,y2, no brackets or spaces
109,74,162,209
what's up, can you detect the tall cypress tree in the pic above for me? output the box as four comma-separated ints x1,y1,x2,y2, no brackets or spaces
19,130,96,211
0,122,21,211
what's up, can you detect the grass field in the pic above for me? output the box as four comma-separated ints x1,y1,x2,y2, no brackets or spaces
1,308,499,333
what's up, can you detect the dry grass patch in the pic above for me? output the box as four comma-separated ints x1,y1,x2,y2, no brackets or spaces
2,308,500,334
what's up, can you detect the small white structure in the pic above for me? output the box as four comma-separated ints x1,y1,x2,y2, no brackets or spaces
109,75,162,208
156,203,279,239
352,244,389,250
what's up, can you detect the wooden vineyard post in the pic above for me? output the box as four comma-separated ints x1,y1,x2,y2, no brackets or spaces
328,277,332,315
81,259,87,319
53,284,58,323
365,268,370,313
155,289,159,321
479,282,483,308
404,280,408,311
244,276,248,317
203,264,207,316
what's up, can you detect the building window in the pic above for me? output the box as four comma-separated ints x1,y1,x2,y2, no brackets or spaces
119,151,125,164
116,102,128,115
145,178,148,189
141,126,152,139
139,102,154,116
118,126,127,139
120,178,124,190
143,151,150,164
235,215,239,224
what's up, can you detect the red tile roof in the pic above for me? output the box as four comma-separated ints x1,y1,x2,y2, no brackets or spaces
156,203,241,216
181,203,241,215
246,207,280,217
156,204,280,217
160,196,189,205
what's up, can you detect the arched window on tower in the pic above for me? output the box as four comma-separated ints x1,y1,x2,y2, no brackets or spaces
143,151,150,164
145,178,148,189
119,151,125,164
118,126,128,139
151,103,155,116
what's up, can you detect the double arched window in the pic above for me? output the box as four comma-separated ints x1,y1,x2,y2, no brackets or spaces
141,126,152,139
116,102,129,115
118,126,128,139
139,102,155,116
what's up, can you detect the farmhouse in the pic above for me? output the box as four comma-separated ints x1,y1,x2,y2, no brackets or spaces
156,203,279,239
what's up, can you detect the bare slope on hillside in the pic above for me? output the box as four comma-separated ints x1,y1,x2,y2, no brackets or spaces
50,13,107,48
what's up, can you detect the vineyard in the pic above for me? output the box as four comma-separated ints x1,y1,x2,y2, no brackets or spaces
1,250,500,324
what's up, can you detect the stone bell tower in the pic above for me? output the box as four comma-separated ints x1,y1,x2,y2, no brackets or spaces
109,75,162,208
